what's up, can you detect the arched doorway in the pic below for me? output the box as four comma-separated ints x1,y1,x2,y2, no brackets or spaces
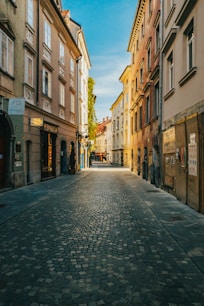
0,111,14,188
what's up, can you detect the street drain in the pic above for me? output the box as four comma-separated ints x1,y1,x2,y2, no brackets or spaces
146,190,160,193
168,216,184,222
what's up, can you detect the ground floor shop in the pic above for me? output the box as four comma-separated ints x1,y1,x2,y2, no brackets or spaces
162,112,204,212
0,100,77,191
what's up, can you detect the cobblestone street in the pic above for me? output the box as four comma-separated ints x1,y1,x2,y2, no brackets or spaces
0,166,204,305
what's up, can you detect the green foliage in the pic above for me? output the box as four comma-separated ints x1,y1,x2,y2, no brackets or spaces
88,77,97,144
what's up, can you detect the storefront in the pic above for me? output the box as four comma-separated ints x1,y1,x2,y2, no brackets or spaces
41,122,58,180
163,114,201,212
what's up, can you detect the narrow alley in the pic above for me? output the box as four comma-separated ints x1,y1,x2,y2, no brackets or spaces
0,165,204,306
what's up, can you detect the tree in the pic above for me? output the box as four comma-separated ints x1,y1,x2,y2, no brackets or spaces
88,77,97,144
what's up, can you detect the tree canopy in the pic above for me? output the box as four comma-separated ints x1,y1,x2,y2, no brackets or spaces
88,77,97,143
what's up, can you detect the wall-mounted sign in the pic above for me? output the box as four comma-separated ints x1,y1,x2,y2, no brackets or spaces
8,98,25,115
30,118,44,127
188,142,197,176
163,127,176,154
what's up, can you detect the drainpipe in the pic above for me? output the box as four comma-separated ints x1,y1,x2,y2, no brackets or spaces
36,0,40,105
159,0,164,187
75,28,82,172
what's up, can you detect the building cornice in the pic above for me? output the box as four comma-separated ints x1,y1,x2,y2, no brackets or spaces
127,0,146,52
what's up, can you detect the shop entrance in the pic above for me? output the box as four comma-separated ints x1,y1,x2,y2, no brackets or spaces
41,131,56,179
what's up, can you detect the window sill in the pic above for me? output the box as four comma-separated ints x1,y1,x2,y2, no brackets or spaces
178,66,197,87
164,88,175,101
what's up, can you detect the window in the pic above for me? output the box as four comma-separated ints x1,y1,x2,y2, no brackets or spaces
154,82,159,117
43,67,52,97
145,96,150,123
25,51,33,86
168,52,173,90
149,0,152,16
139,106,143,129
70,92,75,113
70,57,74,76
59,82,65,106
0,29,14,76
59,41,65,65
44,19,51,49
135,77,138,92
134,112,137,132
27,0,33,27
140,68,143,84
155,23,160,52
185,20,194,71
147,46,151,71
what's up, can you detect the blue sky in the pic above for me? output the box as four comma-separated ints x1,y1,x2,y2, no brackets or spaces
62,0,138,121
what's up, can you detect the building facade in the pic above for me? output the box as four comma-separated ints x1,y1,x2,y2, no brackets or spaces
0,0,81,190
95,117,112,162
127,0,161,186
119,65,132,169
110,93,124,166
63,11,91,170
161,0,204,212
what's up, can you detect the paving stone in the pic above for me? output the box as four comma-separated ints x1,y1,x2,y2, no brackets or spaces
0,169,204,305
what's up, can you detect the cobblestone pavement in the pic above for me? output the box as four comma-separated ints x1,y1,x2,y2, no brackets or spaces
0,167,204,305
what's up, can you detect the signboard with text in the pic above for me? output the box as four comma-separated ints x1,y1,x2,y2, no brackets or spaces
8,98,25,115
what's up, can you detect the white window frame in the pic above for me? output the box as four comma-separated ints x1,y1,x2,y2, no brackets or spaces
59,81,65,106
27,0,34,27
44,19,51,49
186,25,194,71
25,51,34,86
0,29,14,76
42,67,52,97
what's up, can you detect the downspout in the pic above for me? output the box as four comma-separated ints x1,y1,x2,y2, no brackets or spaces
76,28,82,172
36,0,40,105
159,0,164,187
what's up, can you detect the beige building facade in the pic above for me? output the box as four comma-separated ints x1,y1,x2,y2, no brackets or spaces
161,0,204,212
0,0,81,189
